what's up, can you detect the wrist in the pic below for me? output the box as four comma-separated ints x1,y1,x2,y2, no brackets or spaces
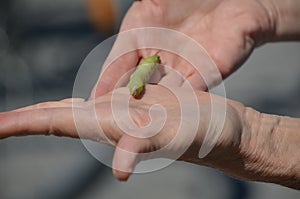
264,0,300,41
240,108,300,189
180,94,300,189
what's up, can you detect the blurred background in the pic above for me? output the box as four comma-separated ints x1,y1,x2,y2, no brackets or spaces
0,0,299,199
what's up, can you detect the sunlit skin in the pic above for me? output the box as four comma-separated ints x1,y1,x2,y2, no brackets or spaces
93,0,277,95
0,85,299,189
1,0,300,190
92,0,300,96
87,0,300,187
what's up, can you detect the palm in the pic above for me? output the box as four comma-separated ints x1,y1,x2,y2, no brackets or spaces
94,0,271,96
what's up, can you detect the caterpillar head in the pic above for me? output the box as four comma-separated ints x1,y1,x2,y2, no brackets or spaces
141,55,161,65
130,85,144,97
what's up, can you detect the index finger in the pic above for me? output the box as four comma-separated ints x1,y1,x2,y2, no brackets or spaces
91,34,139,98
0,108,77,139
0,106,102,141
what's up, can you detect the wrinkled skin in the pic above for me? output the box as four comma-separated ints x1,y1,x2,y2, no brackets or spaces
0,85,245,181
93,0,274,96
1,0,300,189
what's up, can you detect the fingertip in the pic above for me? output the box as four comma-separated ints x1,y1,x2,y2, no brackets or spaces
112,144,136,181
112,135,146,182
113,168,131,182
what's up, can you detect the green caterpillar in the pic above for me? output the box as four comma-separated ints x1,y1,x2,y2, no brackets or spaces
129,55,161,97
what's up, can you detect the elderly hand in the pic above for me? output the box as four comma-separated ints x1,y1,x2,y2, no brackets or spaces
1,85,299,189
0,85,243,179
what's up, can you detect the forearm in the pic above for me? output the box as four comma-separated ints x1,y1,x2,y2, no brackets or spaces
268,0,300,41
184,95,300,189
238,106,300,189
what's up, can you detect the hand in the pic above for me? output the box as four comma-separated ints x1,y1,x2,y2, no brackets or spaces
0,85,245,181
92,0,276,96
1,85,299,189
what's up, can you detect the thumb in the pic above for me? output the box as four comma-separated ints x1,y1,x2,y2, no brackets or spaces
91,51,138,98
112,134,151,181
